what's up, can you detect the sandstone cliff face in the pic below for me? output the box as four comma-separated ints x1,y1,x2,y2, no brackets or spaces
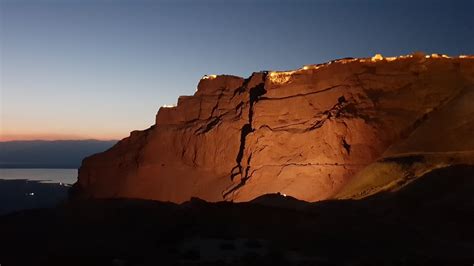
75,54,474,203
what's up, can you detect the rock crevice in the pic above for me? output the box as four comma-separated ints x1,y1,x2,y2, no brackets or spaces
227,73,268,198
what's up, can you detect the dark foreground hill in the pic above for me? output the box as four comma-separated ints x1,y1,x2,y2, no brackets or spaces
1,164,473,265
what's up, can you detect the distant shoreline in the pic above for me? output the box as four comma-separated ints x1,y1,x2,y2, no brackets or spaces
0,168,78,186
0,139,117,170
0,165,79,169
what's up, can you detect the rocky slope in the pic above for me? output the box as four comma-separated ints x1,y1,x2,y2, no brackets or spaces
74,53,474,203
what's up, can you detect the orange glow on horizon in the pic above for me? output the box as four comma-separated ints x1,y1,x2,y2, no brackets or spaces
1,118,138,142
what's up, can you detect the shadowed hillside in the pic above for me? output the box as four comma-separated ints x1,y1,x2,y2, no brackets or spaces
1,165,473,265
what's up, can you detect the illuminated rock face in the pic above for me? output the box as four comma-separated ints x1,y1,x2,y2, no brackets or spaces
75,54,474,202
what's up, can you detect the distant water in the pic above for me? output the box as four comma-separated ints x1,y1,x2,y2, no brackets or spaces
0,169,77,215
0,168,77,184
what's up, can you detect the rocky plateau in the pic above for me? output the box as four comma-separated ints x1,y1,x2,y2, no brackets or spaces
74,53,474,203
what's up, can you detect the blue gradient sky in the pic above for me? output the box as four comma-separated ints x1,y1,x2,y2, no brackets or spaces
1,0,473,140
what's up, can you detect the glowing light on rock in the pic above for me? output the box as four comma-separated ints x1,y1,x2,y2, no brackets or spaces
268,71,295,84
202,75,217,80
302,64,326,70
430,54,450,58
267,52,460,87
162,104,176,108
339,59,358,64
371,54,384,62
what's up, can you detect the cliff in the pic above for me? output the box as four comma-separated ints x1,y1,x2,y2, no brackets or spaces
74,53,474,203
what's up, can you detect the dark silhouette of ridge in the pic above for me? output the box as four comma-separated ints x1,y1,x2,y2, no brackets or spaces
0,165,473,265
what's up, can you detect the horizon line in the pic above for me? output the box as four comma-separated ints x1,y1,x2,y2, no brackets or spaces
0,138,120,143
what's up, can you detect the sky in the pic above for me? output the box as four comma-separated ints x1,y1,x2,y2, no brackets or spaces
0,0,472,141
